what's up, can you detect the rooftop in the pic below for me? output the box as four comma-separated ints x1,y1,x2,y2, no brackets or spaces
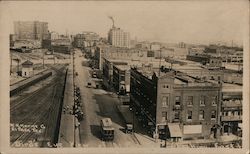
222,83,242,93
134,67,220,87
114,64,130,71
22,60,33,66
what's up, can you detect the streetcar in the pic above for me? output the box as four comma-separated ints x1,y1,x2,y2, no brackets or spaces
100,118,114,141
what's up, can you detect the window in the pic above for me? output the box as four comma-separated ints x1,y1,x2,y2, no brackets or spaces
187,111,192,120
162,96,168,107
187,96,193,106
175,96,181,105
174,111,180,120
120,75,125,81
163,84,169,89
199,110,204,120
212,96,217,106
200,96,205,106
211,110,216,119
162,112,167,121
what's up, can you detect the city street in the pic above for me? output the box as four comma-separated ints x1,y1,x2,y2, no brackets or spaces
73,49,140,147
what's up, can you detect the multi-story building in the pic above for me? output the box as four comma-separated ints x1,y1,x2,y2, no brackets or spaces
186,53,223,69
73,32,99,49
130,67,222,141
221,83,242,136
95,45,148,69
10,34,17,47
51,38,71,54
150,43,161,51
108,27,130,48
229,51,243,63
113,64,131,95
102,58,128,88
13,40,42,50
179,42,186,48
167,60,242,85
50,31,59,40
14,21,49,40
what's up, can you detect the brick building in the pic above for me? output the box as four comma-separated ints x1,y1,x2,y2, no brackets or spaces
113,64,131,95
14,21,49,40
102,58,128,89
73,32,99,49
130,67,222,141
221,84,242,136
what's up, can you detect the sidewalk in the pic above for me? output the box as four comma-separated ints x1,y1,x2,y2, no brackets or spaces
101,76,242,148
58,55,80,147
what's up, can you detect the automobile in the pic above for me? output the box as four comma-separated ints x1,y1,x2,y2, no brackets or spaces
125,124,133,134
87,82,92,88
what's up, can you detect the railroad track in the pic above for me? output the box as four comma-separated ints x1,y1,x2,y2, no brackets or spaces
11,83,59,145
10,79,60,112
10,65,66,112
10,66,67,147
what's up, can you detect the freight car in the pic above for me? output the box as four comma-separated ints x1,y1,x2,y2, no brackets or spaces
10,70,52,96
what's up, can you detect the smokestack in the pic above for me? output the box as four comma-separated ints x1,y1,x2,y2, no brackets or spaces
108,16,115,28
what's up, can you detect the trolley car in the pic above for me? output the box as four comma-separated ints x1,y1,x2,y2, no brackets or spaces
100,118,114,141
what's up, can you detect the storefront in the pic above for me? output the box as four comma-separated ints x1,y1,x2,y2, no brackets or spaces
183,125,203,140
166,123,182,142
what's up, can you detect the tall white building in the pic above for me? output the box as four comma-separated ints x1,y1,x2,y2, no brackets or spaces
108,27,130,48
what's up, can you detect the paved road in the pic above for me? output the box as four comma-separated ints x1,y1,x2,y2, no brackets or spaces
73,49,140,147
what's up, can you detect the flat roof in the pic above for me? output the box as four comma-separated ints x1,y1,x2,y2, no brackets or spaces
101,118,113,127
135,68,219,87
114,64,130,71
222,83,242,93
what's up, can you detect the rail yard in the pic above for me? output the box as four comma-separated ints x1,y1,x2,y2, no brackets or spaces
10,64,67,147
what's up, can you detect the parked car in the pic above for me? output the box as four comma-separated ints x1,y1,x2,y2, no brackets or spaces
87,82,92,88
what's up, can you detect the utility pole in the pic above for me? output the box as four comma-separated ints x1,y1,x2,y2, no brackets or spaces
158,49,162,76
17,59,20,74
10,52,12,75
72,51,76,147
43,51,45,69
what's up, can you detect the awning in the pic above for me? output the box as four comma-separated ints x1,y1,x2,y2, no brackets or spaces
168,123,182,138
183,125,202,134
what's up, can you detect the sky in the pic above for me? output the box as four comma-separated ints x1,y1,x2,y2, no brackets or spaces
2,1,248,45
